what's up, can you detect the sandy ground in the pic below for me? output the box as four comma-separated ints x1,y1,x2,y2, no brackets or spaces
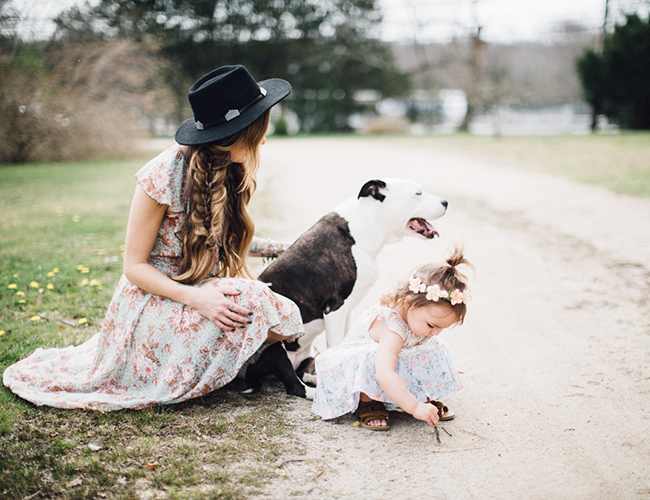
237,136,650,500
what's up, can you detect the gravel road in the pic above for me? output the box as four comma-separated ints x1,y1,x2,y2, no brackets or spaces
245,136,650,500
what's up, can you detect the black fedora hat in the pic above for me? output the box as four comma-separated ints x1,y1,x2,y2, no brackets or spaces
175,65,291,146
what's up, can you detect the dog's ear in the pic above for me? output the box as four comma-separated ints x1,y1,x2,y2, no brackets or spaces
358,179,387,202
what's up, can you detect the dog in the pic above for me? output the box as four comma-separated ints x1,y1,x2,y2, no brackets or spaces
246,178,447,398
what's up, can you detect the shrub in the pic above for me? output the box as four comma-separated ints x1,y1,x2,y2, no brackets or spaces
0,37,175,163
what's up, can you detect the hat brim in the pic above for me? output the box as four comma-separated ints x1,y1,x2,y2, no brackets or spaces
175,78,291,146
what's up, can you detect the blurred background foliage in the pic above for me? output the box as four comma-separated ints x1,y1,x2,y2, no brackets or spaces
0,0,649,163
576,14,650,129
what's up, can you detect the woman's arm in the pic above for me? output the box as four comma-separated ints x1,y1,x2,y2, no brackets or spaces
249,236,290,259
372,318,440,427
123,184,251,331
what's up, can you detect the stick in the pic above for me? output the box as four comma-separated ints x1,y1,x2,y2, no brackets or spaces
37,314,78,327
440,425,452,437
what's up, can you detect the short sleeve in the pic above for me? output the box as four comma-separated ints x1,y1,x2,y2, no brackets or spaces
374,306,410,341
135,145,186,212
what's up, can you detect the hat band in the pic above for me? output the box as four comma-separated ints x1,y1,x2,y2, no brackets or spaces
195,87,267,131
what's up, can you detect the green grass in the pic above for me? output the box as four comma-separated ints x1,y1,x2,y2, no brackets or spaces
402,132,650,198
0,153,297,499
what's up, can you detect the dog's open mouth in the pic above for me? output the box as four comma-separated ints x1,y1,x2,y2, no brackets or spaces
407,218,439,239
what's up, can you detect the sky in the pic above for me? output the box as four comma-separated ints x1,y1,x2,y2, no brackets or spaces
8,0,649,43
378,0,608,42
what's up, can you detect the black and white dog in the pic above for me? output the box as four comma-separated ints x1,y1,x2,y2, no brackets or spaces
244,178,447,398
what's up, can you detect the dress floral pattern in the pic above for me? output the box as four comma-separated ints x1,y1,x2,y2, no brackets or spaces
3,145,304,411
311,305,462,420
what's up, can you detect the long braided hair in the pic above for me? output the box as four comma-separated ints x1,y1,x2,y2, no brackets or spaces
173,110,270,285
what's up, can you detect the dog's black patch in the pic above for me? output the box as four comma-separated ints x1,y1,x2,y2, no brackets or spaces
358,179,386,202
247,213,357,398
244,342,306,397
259,212,357,323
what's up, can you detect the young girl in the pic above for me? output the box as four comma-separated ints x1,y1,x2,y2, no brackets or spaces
3,65,303,411
312,248,472,430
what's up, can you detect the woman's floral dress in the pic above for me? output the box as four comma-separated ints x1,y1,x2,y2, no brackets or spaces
3,145,304,411
311,305,462,420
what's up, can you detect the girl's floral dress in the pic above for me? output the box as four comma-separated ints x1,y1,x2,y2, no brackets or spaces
3,145,304,411
311,305,462,420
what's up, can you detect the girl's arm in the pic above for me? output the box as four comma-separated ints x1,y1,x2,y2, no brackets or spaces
249,236,290,259
123,184,251,331
372,318,440,428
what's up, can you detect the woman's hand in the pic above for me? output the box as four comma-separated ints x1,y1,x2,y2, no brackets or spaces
412,402,440,428
189,285,252,331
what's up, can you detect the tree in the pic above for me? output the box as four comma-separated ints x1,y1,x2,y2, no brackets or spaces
54,0,410,132
577,14,650,130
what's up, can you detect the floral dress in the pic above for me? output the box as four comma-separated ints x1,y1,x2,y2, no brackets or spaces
3,145,304,411
311,305,462,420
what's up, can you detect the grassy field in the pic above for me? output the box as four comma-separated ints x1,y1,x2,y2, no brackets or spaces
407,132,650,198
0,154,303,499
0,133,648,499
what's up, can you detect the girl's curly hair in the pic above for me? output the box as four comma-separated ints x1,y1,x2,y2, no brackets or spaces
380,247,473,325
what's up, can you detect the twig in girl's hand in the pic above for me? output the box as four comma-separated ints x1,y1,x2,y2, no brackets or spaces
434,426,441,444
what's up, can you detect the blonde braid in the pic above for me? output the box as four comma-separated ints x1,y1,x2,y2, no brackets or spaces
174,110,270,285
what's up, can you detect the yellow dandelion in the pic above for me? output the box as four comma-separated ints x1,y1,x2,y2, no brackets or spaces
81,279,89,286
30,315,40,322
46,284,54,290
18,299,25,304
78,318,88,325
47,272,55,277
97,248,105,255
119,244,125,251
0,330,4,336
52,268,59,273
8,284,17,289
29,281,39,288
81,267,90,274
12,274,19,278
89,279,102,287
16,291,25,296
72,215,80,222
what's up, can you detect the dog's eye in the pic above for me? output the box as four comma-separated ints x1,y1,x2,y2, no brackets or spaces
415,191,422,196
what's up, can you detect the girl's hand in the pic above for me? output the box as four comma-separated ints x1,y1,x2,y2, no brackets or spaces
190,286,252,331
412,402,440,428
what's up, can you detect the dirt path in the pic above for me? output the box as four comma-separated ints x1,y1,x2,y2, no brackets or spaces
247,137,650,499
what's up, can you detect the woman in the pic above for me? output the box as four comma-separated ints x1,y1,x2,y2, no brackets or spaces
3,65,303,411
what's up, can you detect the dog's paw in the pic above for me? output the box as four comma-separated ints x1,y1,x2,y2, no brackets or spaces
304,385,316,400
302,373,318,386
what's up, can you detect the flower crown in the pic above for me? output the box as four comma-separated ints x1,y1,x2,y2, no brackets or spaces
409,277,472,305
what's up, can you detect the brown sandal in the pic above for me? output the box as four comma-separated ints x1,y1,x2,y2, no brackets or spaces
428,399,456,421
355,400,390,431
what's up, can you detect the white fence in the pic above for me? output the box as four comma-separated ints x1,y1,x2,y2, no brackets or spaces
470,104,593,136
